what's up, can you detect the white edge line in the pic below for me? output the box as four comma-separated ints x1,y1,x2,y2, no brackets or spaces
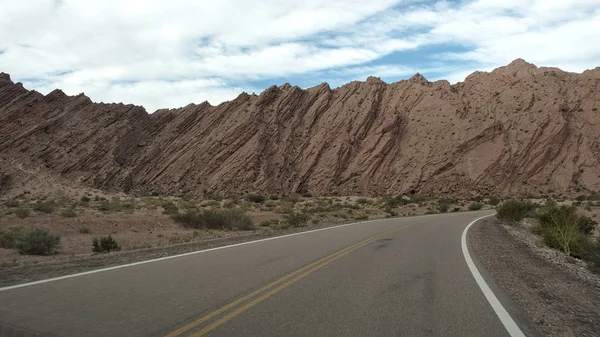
461,214,526,337
1,216,402,292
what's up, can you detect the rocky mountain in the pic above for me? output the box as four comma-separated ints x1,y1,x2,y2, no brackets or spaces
1,59,599,198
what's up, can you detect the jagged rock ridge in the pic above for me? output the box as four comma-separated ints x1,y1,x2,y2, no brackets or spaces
1,59,599,198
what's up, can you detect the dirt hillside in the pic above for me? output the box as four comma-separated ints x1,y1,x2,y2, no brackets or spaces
1,59,599,198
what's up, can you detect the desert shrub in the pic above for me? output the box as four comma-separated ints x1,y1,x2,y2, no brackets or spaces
172,209,254,230
495,199,538,225
301,193,313,198
92,235,120,253
78,226,91,234
487,196,500,206
537,205,592,255
437,202,450,213
468,202,483,211
34,201,55,214
0,226,29,249
545,198,557,208
258,220,273,227
5,199,20,207
383,196,407,208
161,201,179,215
98,199,124,212
60,209,78,218
80,196,90,202
283,212,311,227
245,194,265,203
282,194,301,203
14,207,30,219
356,198,369,204
151,191,160,196
452,207,461,212
353,214,369,221
277,201,295,214
408,195,428,204
269,195,280,200
15,228,60,255
576,195,587,201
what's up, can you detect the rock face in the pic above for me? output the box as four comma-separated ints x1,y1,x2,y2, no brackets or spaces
1,59,600,198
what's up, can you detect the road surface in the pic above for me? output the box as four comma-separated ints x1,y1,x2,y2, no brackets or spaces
0,211,531,337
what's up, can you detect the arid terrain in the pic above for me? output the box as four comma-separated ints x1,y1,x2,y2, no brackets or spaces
0,191,486,267
1,59,599,199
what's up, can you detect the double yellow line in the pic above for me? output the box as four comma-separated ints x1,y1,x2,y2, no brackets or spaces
166,224,412,337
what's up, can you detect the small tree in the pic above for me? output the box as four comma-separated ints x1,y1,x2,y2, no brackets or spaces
538,206,587,256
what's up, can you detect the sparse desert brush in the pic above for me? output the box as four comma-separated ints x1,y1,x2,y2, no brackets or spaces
172,209,254,230
34,201,55,214
60,208,78,218
5,199,20,208
14,207,30,219
245,194,265,203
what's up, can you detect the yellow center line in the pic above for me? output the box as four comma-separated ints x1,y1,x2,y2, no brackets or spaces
166,224,412,337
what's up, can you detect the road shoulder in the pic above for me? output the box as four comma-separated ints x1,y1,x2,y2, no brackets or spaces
468,217,600,337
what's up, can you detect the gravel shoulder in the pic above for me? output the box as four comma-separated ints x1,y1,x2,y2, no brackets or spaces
468,217,600,337
0,219,363,288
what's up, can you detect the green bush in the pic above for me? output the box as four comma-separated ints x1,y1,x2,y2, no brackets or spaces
98,199,124,212
161,201,179,215
80,196,91,202
172,209,254,230
78,226,91,234
14,207,30,219
92,235,120,253
5,199,20,207
245,194,266,203
452,207,461,212
495,199,538,225
34,201,55,214
537,205,592,255
15,228,61,255
383,196,407,208
408,195,428,204
487,196,500,206
468,202,483,211
438,202,449,213
0,226,29,249
301,193,313,198
269,195,280,200
60,209,78,218
283,212,311,227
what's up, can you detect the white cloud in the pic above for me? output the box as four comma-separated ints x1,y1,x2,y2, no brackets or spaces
0,0,599,111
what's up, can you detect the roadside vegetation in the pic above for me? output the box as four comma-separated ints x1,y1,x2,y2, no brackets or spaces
0,189,502,264
496,198,600,273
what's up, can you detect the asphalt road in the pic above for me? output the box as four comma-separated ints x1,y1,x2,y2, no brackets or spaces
0,211,524,337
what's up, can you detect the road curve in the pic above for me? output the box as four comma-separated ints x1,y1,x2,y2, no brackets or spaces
1,211,525,337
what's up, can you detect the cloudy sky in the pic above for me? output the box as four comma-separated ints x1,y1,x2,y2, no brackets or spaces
1,0,599,112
